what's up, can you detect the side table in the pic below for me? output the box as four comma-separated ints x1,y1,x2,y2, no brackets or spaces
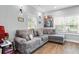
0,40,14,54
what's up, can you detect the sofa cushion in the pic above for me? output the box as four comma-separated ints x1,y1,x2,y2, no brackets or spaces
17,31,31,41
16,29,34,40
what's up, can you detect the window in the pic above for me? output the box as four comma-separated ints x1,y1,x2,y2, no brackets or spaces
28,17,37,29
66,16,78,33
54,17,66,32
54,16,79,33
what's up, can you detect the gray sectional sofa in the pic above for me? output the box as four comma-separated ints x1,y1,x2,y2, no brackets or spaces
14,29,64,54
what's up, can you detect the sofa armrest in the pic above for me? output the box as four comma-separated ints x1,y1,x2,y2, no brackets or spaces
14,37,31,53
14,37,27,44
14,37,40,48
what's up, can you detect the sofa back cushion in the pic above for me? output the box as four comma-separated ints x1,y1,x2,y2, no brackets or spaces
16,29,33,41
16,30,28,37
33,28,43,37
37,28,43,36
43,29,55,34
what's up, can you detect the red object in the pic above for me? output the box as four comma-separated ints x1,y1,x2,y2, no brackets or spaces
0,26,9,43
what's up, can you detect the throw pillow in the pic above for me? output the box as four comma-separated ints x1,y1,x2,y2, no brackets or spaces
25,35,31,41
33,30,38,37
29,34,33,40
36,31,39,36
37,29,43,36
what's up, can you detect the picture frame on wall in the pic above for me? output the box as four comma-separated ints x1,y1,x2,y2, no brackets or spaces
18,17,24,22
44,16,53,27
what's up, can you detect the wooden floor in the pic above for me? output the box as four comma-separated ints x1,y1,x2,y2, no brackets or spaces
33,41,79,54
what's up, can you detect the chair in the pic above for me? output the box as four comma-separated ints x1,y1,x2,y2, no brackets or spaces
0,26,9,43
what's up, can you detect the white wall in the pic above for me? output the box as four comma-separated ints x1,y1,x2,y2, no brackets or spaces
0,5,39,41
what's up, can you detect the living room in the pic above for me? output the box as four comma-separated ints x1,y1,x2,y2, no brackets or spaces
1,5,79,54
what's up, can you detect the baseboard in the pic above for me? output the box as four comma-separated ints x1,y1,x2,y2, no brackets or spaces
65,39,79,44
48,41,64,45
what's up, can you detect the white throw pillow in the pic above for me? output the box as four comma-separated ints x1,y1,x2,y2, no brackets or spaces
29,34,33,40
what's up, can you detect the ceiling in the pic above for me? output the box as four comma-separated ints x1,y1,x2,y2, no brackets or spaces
31,5,74,13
